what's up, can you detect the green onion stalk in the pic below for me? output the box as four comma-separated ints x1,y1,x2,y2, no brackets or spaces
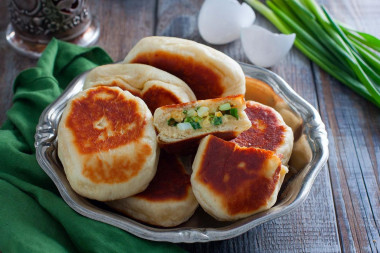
245,0,380,108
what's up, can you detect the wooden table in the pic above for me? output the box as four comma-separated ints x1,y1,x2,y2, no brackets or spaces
1,0,379,252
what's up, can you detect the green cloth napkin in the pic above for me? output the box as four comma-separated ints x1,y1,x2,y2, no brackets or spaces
0,39,184,253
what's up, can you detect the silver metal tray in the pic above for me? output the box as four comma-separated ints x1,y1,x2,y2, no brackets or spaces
34,62,329,243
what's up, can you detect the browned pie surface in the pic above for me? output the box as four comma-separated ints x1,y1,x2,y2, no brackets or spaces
142,85,182,112
65,86,151,183
232,101,286,151
136,150,191,201
82,144,152,184
195,135,281,215
130,50,224,99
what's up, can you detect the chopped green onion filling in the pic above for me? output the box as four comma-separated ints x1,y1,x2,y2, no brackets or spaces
170,102,238,130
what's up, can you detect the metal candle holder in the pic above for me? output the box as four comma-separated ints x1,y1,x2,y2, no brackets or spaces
6,0,100,58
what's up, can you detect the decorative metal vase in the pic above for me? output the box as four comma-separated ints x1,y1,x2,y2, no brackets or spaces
6,0,100,58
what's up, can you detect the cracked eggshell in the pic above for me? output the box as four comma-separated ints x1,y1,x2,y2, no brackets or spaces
198,0,255,45
241,25,295,68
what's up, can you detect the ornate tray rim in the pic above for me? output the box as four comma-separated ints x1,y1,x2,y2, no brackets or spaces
34,62,329,243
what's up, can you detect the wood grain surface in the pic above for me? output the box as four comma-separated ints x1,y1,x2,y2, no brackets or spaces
1,0,379,252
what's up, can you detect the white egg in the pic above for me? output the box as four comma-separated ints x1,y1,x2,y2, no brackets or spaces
177,122,193,131
241,25,296,68
198,0,255,45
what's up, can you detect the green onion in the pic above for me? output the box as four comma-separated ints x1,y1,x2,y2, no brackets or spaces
167,118,177,126
211,116,223,125
230,108,239,119
349,38,380,74
342,27,380,52
190,121,202,129
245,0,380,108
322,7,380,98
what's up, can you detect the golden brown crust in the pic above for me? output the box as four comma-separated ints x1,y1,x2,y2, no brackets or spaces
191,135,286,221
129,50,225,99
124,36,245,100
58,86,158,201
231,101,294,164
232,101,287,151
65,86,146,156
